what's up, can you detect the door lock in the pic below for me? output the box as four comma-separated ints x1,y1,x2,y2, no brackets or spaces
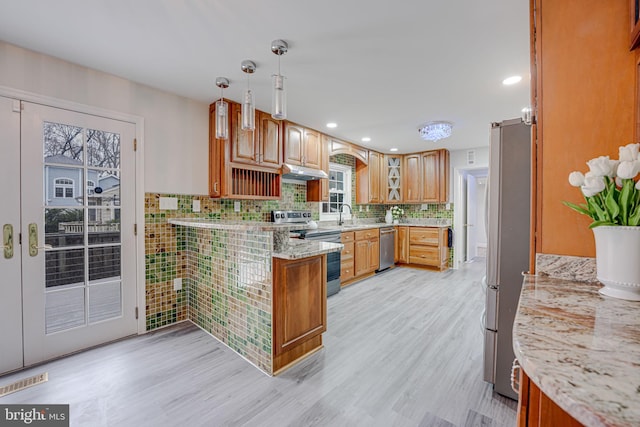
28,223,51,257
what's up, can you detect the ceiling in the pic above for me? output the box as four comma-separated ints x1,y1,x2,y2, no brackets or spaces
0,0,530,153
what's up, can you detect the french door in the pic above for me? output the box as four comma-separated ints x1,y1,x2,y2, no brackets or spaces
0,97,138,373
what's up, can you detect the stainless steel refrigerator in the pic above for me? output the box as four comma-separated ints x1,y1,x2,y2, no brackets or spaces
483,118,531,400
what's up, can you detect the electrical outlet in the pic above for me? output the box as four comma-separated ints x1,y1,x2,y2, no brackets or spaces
173,278,182,291
234,201,241,212
358,205,363,212
446,203,451,210
421,204,429,211
366,205,369,212
192,200,201,212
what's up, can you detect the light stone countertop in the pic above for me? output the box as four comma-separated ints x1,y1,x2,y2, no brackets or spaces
318,221,451,232
273,240,343,260
513,274,640,427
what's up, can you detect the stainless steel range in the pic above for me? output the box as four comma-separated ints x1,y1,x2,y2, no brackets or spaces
271,210,341,297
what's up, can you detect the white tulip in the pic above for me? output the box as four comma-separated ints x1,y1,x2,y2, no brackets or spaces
586,156,615,177
619,143,640,162
636,180,640,191
568,171,585,187
617,160,640,179
616,176,624,187
581,174,606,197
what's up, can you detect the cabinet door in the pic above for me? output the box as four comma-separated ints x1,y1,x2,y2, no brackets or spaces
258,111,282,168
230,102,257,165
421,150,440,203
368,238,380,272
304,128,321,169
284,122,304,165
403,154,421,202
273,256,327,356
354,240,370,277
306,134,329,202
368,151,382,203
409,246,440,266
397,226,409,263
438,149,450,202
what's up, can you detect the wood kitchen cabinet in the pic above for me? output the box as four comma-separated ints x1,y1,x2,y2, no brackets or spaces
384,154,403,203
403,154,422,203
408,227,448,271
230,104,282,169
209,101,282,199
273,255,327,373
342,228,379,286
517,369,582,427
356,150,384,204
340,232,355,282
421,151,439,202
396,226,409,264
284,122,321,169
306,134,330,202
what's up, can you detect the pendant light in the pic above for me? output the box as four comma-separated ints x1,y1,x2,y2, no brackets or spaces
241,60,256,130
270,39,288,120
215,77,230,140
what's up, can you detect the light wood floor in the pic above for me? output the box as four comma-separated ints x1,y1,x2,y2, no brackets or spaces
0,259,517,427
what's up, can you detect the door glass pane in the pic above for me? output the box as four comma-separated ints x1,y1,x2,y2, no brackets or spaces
89,246,121,282
45,248,85,288
43,122,83,164
45,208,84,248
46,168,83,206
46,287,85,334
88,169,120,206
88,208,120,245
87,129,120,169
89,281,122,323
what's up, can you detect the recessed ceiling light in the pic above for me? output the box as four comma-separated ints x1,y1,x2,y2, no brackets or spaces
361,137,371,142
390,148,398,152
326,122,337,128
502,75,522,85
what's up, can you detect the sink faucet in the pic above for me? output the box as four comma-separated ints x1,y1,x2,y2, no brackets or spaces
338,204,353,226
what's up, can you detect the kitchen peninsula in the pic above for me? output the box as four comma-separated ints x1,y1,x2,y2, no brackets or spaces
513,274,640,426
169,219,342,375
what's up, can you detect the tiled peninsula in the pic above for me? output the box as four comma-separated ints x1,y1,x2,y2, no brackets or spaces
169,219,342,375
513,274,640,426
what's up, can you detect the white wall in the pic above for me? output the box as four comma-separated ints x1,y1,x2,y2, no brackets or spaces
0,41,209,195
475,176,487,247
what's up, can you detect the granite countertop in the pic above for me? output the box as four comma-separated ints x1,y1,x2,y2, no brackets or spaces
513,274,640,426
273,240,343,260
168,218,312,231
318,221,451,232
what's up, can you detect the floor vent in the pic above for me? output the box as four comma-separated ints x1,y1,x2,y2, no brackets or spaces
0,372,48,397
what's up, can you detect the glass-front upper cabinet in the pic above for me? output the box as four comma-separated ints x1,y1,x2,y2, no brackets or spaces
385,155,402,203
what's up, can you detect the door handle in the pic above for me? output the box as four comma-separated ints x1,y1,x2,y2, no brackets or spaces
2,224,13,259
28,223,51,257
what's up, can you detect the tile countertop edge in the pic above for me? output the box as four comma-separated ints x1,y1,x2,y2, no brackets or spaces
168,218,312,231
513,274,640,427
273,241,343,260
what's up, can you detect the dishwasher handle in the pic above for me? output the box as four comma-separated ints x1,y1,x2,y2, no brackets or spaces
380,228,396,235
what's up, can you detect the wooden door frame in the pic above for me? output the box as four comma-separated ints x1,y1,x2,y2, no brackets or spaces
0,84,147,335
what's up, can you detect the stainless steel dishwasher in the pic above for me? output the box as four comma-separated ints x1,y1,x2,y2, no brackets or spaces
378,227,395,271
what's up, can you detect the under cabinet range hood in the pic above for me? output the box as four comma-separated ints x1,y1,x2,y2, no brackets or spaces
281,163,328,180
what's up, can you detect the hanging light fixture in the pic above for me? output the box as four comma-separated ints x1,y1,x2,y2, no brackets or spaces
241,60,256,130
215,77,230,140
270,39,288,120
418,121,453,141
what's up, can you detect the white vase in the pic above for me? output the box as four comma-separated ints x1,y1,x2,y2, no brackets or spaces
385,209,393,224
592,226,640,301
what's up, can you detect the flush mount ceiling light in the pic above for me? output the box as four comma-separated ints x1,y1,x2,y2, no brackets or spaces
241,60,256,130
502,75,522,85
418,121,453,141
390,148,399,152
361,137,371,142
271,39,288,120
215,77,230,140
326,122,337,128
